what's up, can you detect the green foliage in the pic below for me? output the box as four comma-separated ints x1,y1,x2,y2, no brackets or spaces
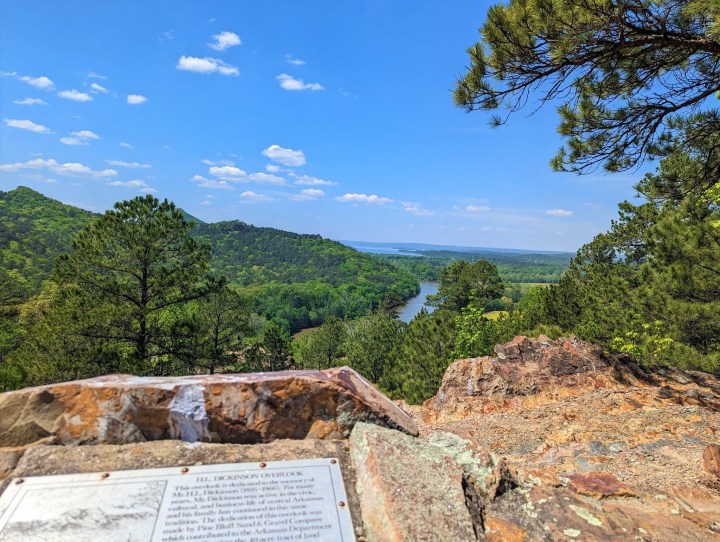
185,285,251,374
375,250,570,284
243,323,295,372
427,259,504,312
344,312,406,383
0,187,95,293
381,309,457,404
193,221,419,333
294,316,348,370
455,0,720,174
45,196,219,377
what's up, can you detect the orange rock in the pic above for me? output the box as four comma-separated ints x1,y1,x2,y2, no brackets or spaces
0,368,418,447
703,444,720,478
566,471,635,499
484,517,528,542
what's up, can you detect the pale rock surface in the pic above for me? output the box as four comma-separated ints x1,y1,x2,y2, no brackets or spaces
349,422,479,541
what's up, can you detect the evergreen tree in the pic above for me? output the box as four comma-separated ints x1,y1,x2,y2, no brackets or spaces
52,195,218,374
188,285,251,374
382,309,457,404
294,316,347,370
243,322,295,372
455,0,720,174
345,312,405,383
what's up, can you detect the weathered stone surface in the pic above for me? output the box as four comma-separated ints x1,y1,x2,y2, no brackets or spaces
0,367,417,447
350,422,478,541
425,336,720,423
416,336,720,540
703,443,720,478
2,439,365,538
566,471,635,499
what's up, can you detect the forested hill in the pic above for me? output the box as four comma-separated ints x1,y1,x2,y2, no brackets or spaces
0,186,96,291
0,187,418,331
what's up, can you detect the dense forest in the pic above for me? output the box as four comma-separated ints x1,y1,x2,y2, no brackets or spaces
374,250,570,285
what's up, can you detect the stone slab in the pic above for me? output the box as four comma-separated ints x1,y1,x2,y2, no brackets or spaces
0,459,355,542
0,367,418,448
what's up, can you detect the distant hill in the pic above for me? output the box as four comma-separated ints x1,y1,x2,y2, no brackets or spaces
0,187,96,291
0,187,418,331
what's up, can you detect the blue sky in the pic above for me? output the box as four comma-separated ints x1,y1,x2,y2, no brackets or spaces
0,1,645,251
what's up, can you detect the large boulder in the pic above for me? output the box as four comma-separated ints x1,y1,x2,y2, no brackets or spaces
0,367,417,448
425,335,720,422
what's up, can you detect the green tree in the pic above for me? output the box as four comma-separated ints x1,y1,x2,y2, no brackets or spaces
382,309,457,404
345,313,406,383
455,0,720,174
295,316,348,370
243,322,295,372
189,285,251,374
427,259,503,312
53,195,218,374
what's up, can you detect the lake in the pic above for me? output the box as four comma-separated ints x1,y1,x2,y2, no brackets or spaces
398,282,438,323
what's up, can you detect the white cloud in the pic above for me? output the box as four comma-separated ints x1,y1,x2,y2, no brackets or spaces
108,180,148,188
20,75,54,90
4,118,52,133
286,55,306,66
176,56,239,76
546,208,574,216
294,174,336,186
336,193,393,205
291,188,325,201
140,187,158,194
0,158,117,179
13,98,47,106
127,94,148,105
60,130,100,146
276,73,324,91
240,191,273,203
402,201,435,217
466,204,490,213
89,82,109,94
119,142,133,148
209,31,241,51
88,72,107,80
208,165,286,185
481,226,508,232
58,89,92,102
202,158,235,166
191,175,235,190
106,160,151,169
60,137,88,146
200,200,211,205
72,130,99,139
261,144,306,166
265,164,281,173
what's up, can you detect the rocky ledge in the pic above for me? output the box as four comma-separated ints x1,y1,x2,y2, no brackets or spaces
1,337,719,541
418,336,720,540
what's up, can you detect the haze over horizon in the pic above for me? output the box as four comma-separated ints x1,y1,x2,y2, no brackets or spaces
0,1,646,252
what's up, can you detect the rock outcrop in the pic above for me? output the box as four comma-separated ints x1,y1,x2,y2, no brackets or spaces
1,337,720,541
0,367,417,448
420,336,720,540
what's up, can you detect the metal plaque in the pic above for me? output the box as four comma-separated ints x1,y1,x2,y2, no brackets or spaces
0,458,355,542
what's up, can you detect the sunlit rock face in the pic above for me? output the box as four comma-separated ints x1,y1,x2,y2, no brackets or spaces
0,367,418,448
2,341,720,541
425,335,720,422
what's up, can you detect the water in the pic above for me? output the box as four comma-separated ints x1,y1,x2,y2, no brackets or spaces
398,282,438,323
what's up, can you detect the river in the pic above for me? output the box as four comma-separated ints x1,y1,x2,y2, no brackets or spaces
398,282,438,323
